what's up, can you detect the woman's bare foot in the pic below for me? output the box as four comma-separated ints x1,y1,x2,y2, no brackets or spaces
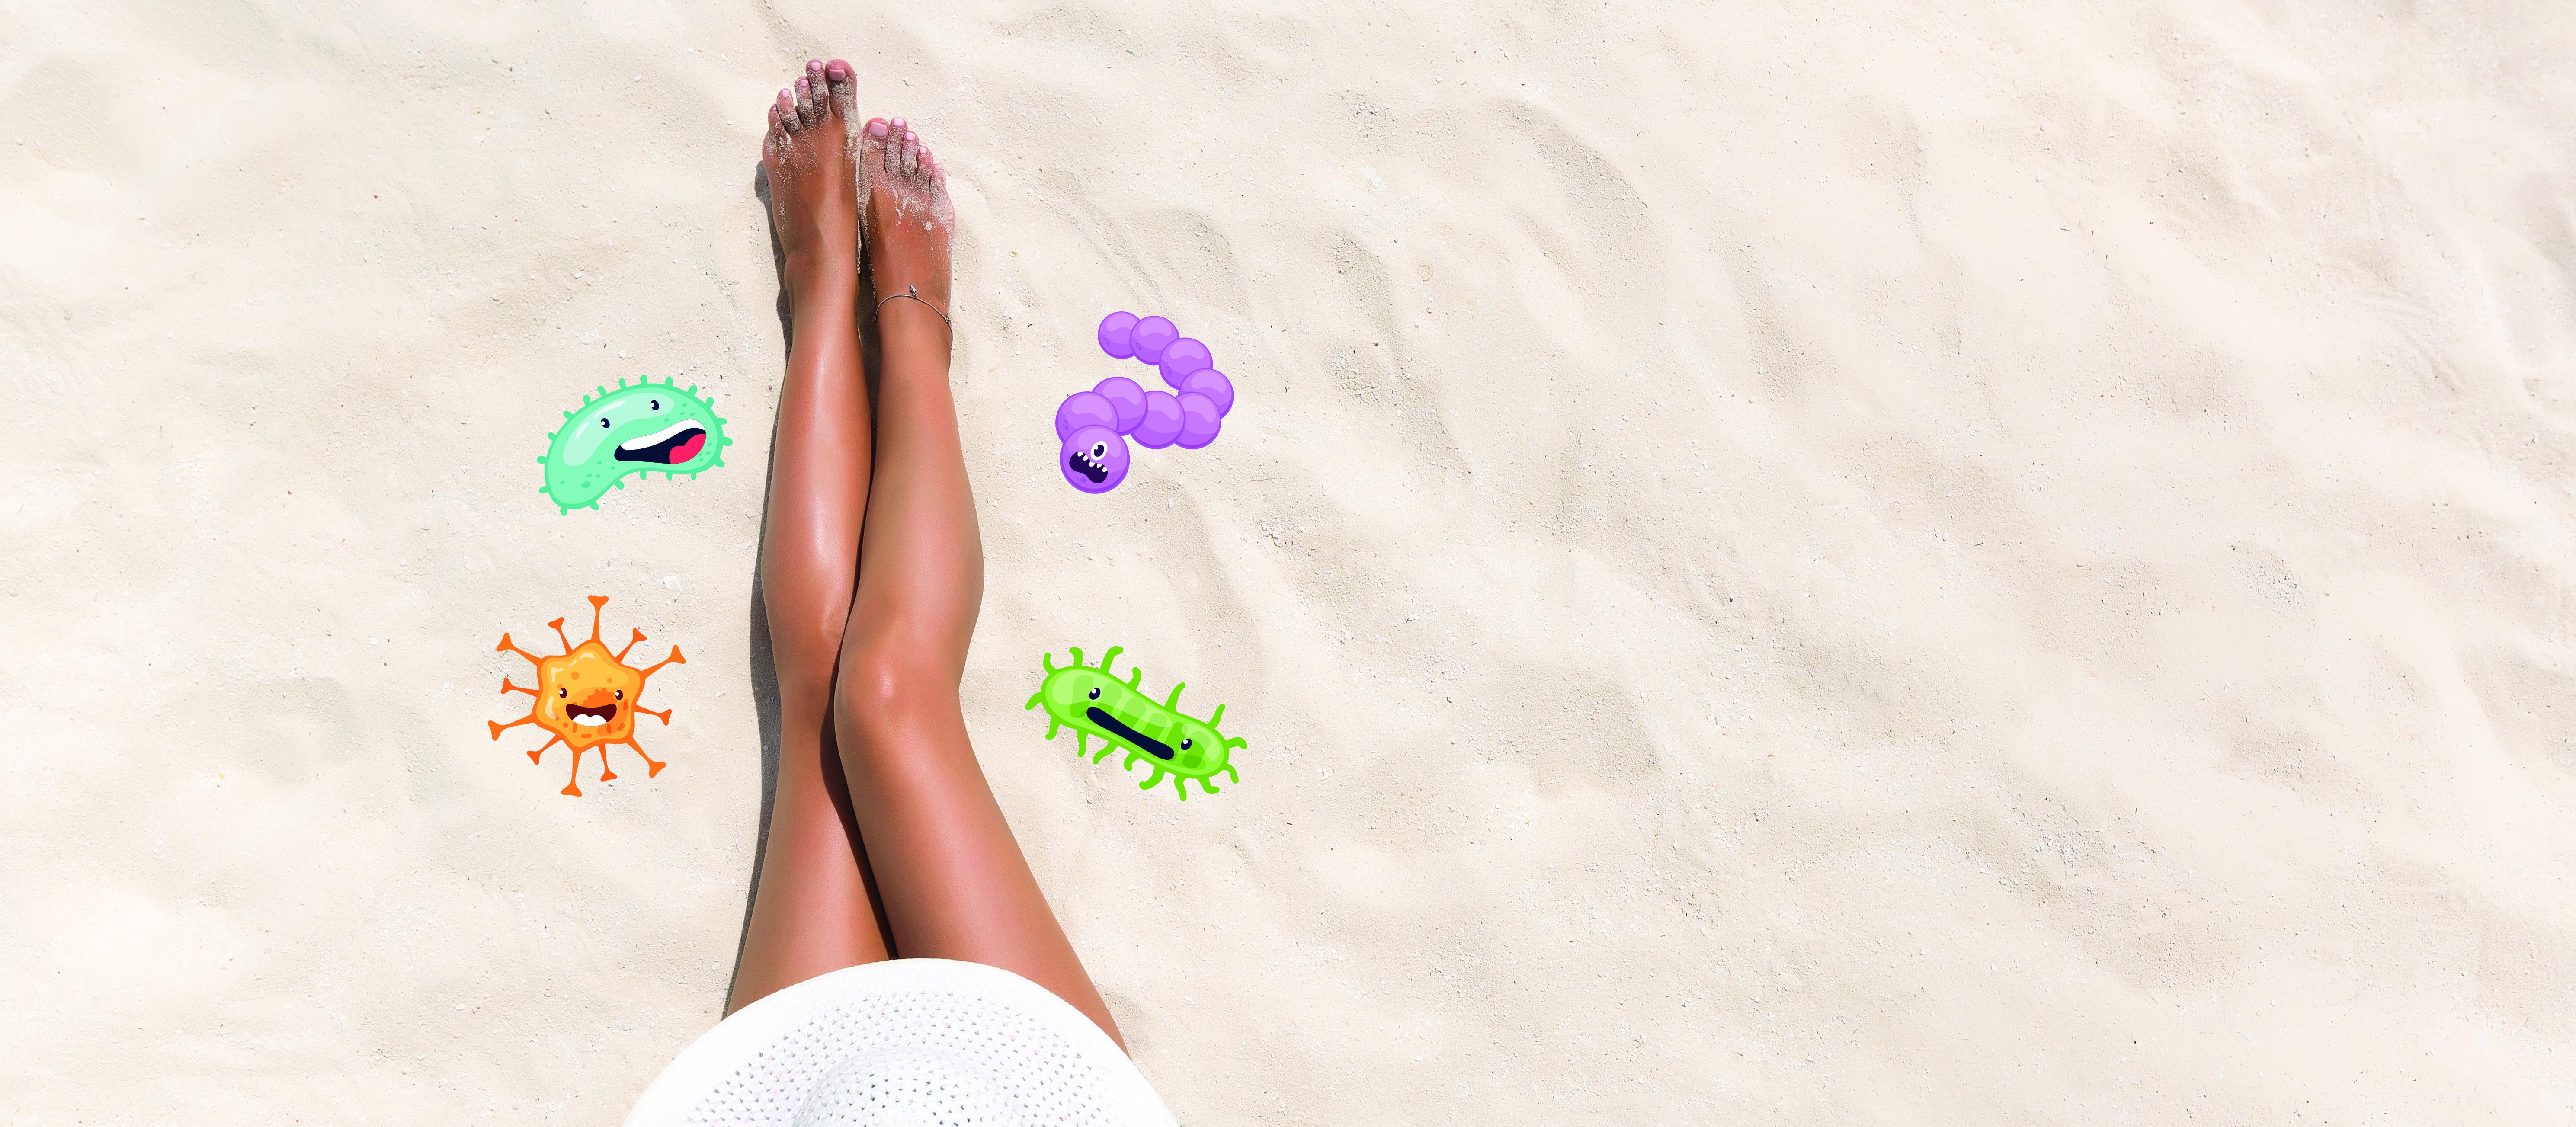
762,59,860,296
859,116,954,338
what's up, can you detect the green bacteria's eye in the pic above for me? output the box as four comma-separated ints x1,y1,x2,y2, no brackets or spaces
599,417,611,429
1181,738,1192,749
1088,688,1100,699
650,399,661,410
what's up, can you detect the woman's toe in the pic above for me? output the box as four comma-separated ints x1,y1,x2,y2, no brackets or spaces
803,61,828,121
824,60,855,119
776,89,798,132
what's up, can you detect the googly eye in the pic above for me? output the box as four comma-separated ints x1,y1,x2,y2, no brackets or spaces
1091,442,1107,458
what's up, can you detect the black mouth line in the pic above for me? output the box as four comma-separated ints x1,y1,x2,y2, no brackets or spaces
615,426,707,464
1068,450,1107,484
1086,707,1173,760
567,703,619,722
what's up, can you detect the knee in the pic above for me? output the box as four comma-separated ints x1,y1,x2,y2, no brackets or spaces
763,610,846,704
831,637,954,740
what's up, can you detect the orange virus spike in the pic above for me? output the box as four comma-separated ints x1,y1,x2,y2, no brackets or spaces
488,596,683,797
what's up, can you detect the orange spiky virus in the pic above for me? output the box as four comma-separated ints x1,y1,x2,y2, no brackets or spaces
489,596,684,796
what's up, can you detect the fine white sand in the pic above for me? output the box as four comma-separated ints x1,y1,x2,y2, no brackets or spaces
6,2,2576,1122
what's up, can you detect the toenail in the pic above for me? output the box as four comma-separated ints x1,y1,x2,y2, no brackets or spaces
868,119,889,138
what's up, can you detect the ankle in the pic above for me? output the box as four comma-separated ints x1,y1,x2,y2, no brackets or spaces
876,311,952,357
786,261,858,306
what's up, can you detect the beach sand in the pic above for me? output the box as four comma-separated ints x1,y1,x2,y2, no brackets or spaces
5,1,2575,1121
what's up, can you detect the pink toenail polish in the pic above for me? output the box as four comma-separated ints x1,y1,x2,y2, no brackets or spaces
868,119,888,138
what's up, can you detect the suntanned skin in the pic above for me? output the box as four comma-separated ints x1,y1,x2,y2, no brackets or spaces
726,60,1125,1050
728,59,891,1011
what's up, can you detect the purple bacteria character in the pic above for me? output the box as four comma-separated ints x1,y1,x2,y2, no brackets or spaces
1129,316,1179,365
1097,311,1140,359
1173,368,1233,416
1061,426,1129,493
1055,391,1120,440
1092,376,1147,434
1155,338,1212,387
1174,392,1223,449
1132,391,1185,449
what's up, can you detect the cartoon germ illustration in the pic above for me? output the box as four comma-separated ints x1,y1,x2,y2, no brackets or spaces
490,596,685,796
1025,646,1243,800
541,375,732,513
1063,314,1235,491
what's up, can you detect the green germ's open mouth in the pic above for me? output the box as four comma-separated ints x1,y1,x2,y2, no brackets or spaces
615,422,709,465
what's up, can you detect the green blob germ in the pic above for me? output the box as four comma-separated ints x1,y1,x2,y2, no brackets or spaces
540,376,732,514
1025,645,1244,800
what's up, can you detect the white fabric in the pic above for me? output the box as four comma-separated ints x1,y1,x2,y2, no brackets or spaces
625,958,1176,1127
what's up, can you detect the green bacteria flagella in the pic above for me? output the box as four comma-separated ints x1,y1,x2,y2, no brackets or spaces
541,376,731,513
1027,646,1243,800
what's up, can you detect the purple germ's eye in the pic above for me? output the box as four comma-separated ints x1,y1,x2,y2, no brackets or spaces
1091,442,1107,458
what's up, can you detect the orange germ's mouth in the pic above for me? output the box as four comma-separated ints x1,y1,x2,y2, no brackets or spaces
568,702,618,726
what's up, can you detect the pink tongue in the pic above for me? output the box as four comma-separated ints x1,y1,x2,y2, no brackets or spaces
668,433,706,464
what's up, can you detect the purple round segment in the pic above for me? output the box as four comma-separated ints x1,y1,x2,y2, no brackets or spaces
1055,391,1119,441
1129,316,1178,365
1091,375,1147,434
1132,390,1184,449
1156,338,1212,387
1097,311,1140,359
1174,392,1222,449
1059,426,1129,493
1174,368,1233,416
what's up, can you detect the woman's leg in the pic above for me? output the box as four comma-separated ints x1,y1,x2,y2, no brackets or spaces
830,118,1127,1047
727,60,891,1015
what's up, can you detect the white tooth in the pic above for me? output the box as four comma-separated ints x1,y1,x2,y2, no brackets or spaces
617,420,700,451
575,714,606,726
